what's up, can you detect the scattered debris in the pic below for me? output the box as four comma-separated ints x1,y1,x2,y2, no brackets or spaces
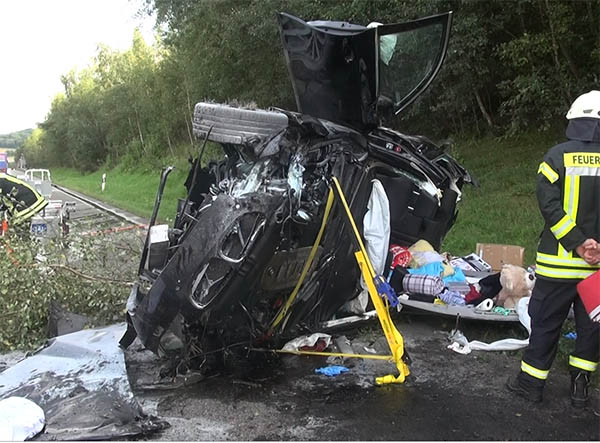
0,324,167,440
282,333,332,352
446,297,532,354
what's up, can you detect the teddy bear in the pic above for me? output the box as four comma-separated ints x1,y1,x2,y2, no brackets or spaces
495,264,536,309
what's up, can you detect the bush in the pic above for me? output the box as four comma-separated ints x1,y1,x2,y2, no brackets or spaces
0,228,138,351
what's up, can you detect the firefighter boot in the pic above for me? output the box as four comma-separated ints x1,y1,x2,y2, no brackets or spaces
570,370,590,408
506,375,543,403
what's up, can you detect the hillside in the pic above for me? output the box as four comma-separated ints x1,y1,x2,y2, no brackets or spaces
0,128,33,149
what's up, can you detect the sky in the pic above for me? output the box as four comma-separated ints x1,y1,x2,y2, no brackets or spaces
0,0,156,135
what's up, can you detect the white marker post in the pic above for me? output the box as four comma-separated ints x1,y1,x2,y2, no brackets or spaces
101,173,106,192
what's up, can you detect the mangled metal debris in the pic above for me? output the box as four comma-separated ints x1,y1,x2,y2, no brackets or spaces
0,324,167,440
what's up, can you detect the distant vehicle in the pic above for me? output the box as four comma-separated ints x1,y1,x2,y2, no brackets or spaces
0,152,7,173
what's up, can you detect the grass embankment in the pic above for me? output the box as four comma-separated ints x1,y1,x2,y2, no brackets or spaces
442,130,564,266
53,130,563,264
52,165,189,223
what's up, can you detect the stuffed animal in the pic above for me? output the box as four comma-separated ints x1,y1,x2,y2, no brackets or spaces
496,264,536,309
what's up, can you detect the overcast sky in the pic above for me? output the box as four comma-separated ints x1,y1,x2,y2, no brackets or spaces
0,0,156,134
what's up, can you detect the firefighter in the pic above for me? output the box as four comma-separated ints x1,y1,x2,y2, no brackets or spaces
0,172,48,224
507,90,600,407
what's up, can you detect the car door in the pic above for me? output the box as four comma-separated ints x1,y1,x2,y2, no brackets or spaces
279,12,452,130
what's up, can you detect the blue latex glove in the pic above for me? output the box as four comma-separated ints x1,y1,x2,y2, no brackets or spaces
564,332,577,340
374,274,399,307
315,365,349,377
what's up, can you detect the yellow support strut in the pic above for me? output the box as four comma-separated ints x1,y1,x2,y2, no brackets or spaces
331,177,409,384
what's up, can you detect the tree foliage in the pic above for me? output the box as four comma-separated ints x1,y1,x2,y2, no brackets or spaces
24,0,599,171
0,229,140,351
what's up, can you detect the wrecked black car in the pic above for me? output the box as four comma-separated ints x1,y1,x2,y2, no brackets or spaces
121,12,474,371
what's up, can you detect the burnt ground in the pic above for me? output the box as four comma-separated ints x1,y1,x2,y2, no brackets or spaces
124,312,600,441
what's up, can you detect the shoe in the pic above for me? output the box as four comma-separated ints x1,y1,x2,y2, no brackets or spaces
506,376,543,403
571,370,590,408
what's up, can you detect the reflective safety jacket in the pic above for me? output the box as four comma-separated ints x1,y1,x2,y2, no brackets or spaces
0,172,48,224
535,118,600,281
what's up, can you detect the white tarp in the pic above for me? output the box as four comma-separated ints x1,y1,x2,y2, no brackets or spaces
447,296,532,354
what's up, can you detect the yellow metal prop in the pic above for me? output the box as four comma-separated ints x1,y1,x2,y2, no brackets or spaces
331,177,409,384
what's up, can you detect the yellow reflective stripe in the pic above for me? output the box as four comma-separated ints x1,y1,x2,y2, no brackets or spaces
535,264,598,279
13,197,48,224
563,174,572,224
571,175,580,223
550,214,576,240
563,175,580,226
569,356,598,372
521,361,549,380
558,242,570,258
538,162,559,183
536,252,598,268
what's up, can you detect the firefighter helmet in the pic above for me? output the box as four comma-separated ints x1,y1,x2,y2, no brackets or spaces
566,90,600,120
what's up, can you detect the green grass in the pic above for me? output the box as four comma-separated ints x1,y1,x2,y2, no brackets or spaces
442,129,565,267
51,166,189,223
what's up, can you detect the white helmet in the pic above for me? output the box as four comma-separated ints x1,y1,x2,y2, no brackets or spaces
566,90,600,120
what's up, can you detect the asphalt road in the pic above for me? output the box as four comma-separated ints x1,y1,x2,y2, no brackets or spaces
49,185,147,232
126,314,600,441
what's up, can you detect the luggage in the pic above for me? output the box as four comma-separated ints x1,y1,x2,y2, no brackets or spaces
577,270,600,322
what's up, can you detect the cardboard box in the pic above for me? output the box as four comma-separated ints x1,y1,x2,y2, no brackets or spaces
475,243,525,271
